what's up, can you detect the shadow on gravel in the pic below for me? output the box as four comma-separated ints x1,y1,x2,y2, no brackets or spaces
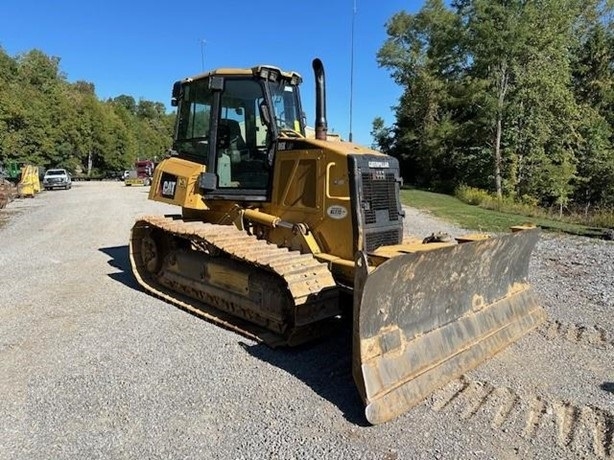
239,319,369,426
97,246,369,424
601,382,614,394
99,245,139,289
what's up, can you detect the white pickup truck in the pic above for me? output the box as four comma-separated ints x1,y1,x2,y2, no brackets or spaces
43,169,72,190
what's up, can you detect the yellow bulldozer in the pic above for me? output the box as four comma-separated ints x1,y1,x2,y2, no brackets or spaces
130,59,545,424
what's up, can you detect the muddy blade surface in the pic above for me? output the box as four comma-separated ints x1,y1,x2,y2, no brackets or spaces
353,229,545,425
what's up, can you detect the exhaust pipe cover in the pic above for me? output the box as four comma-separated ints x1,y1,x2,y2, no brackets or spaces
312,58,328,141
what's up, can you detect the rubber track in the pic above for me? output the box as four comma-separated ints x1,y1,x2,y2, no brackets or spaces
137,215,337,306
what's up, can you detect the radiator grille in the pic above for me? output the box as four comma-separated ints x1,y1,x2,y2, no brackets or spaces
350,154,403,254
365,229,402,252
361,173,400,224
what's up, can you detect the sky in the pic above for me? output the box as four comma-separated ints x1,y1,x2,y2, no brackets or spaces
0,0,424,146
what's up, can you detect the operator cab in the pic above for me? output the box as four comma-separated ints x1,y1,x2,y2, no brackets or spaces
171,65,305,201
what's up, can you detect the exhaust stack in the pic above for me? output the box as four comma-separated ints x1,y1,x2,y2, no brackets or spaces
312,58,328,141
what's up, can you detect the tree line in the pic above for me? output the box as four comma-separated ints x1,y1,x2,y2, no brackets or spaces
0,48,175,177
372,0,614,212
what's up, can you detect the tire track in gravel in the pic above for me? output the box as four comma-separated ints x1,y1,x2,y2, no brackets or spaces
406,206,614,458
538,319,613,349
429,376,614,459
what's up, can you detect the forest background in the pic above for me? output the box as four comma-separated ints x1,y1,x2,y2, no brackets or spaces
1,0,614,222
0,48,174,179
372,0,614,219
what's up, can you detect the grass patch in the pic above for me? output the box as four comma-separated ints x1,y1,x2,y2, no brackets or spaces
400,188,605,237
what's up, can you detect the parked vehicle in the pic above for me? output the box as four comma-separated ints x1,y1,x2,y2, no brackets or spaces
43,169,72,190
125,160,154,186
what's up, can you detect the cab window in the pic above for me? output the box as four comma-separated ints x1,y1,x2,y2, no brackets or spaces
215,78,271,190
175,81,213,159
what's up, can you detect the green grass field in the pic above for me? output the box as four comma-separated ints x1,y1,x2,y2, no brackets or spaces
400,189,605,237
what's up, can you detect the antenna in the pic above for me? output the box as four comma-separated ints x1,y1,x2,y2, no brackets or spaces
349,0,356,142
200,39,207,71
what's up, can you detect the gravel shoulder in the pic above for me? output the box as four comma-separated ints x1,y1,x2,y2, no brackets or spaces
0,182,612,460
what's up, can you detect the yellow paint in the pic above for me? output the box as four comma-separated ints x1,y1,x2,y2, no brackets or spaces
18,165,41,197
360,325,406,361
204,264,249,295
455,233,491,243
149,157,209,210
264,138,385,262
371,242,454,259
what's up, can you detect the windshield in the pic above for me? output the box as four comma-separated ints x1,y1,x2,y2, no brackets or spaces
46,170,66,176
267,81,302,134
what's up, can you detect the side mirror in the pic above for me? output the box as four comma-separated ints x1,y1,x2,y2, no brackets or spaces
171,81,181,107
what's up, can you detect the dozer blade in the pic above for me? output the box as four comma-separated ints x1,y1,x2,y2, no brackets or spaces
352,228,545,425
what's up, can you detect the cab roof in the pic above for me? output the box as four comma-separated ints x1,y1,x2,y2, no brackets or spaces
182,65,302,85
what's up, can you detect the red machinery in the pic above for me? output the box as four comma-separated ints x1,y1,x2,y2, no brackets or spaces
125,160,155,186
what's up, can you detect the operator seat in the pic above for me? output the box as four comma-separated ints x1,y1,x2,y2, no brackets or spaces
217,118,266,187
219,119,247,153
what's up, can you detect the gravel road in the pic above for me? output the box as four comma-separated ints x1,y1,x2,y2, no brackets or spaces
0,182,612,459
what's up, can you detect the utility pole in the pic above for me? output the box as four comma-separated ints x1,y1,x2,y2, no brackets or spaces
349,0,356,142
